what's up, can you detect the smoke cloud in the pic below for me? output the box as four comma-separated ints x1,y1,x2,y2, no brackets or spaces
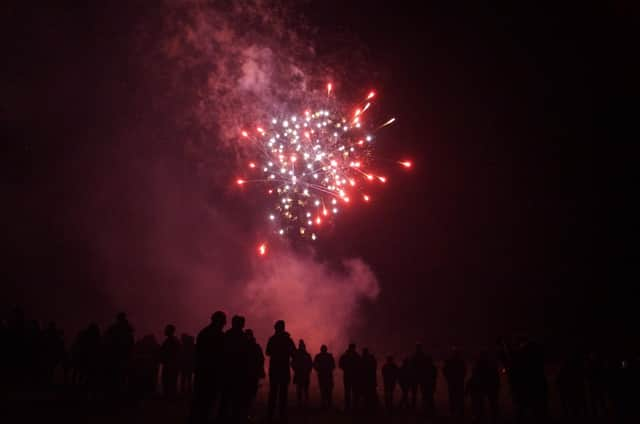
75,0,382,349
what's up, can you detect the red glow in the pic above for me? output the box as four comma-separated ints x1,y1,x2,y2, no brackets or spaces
258,243,267,256
378,176,387,183
358,140,365,146
399,160,412,168
363,194,370,202
366,174,374,181
249,162,256,168
315,217,322,225
237,179,246,185
257,127,264,133
241,130,248,138
327,83,332,96
367,91,375,100
322,208,328,216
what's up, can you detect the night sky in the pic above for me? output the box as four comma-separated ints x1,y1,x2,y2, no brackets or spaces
1,2,620,355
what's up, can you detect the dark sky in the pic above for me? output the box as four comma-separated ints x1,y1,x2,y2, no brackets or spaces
1,2,622,354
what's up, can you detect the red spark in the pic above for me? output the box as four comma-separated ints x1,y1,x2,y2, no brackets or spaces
258,243,267,256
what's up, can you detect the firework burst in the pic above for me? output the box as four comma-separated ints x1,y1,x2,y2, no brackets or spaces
236,84,410,253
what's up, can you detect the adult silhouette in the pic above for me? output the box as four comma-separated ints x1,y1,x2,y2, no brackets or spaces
131,334,159,398
585,351,607,416
398,358,413,409
313,345,336,409
160,324,181,399
478,351,500,421
361,348,378,410
410,343,437,415
41,321,65,386
466,361,485,422
339,343,361,411
221,315,250,422
265,320,295,423
557,351,587,418
382,356,399,411
180,334,195,394
443,347,467,418
190,311,226,424
245,329,265,419
291,339,313,407
103,312,134,395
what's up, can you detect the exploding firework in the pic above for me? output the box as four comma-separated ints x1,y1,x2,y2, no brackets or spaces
237,84,410,252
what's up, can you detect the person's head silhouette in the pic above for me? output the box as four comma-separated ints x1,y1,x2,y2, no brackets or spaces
320,344,328,353
231,315,245,330
274,320,285,333
348,343,356,352
211,311,226,328
164,324,175,337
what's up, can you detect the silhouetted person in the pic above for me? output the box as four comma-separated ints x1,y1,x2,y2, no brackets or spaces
466,366,485,423
180,334,195,394
220,315,250,422
585,351,607,417
25,319,42,386
83,323,106,397
411,343,437,415
6,307,27,387
131,334,159,398
313,344,336,409
477,351,500,422
339,343,361,411
292,339,312,407
382,356,399,411
266,320,295,423
522,340,549,422
398,358,412,409
41,321,65,386
465,352,500,423
444,347,466,418
160,324,181,399
103,312,134,396
245,329,265,419
361,348,378,410
557,351,587,418
608,353,633,422
190,311,226,424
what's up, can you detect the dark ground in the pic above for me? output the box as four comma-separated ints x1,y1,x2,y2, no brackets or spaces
1,365,621,424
